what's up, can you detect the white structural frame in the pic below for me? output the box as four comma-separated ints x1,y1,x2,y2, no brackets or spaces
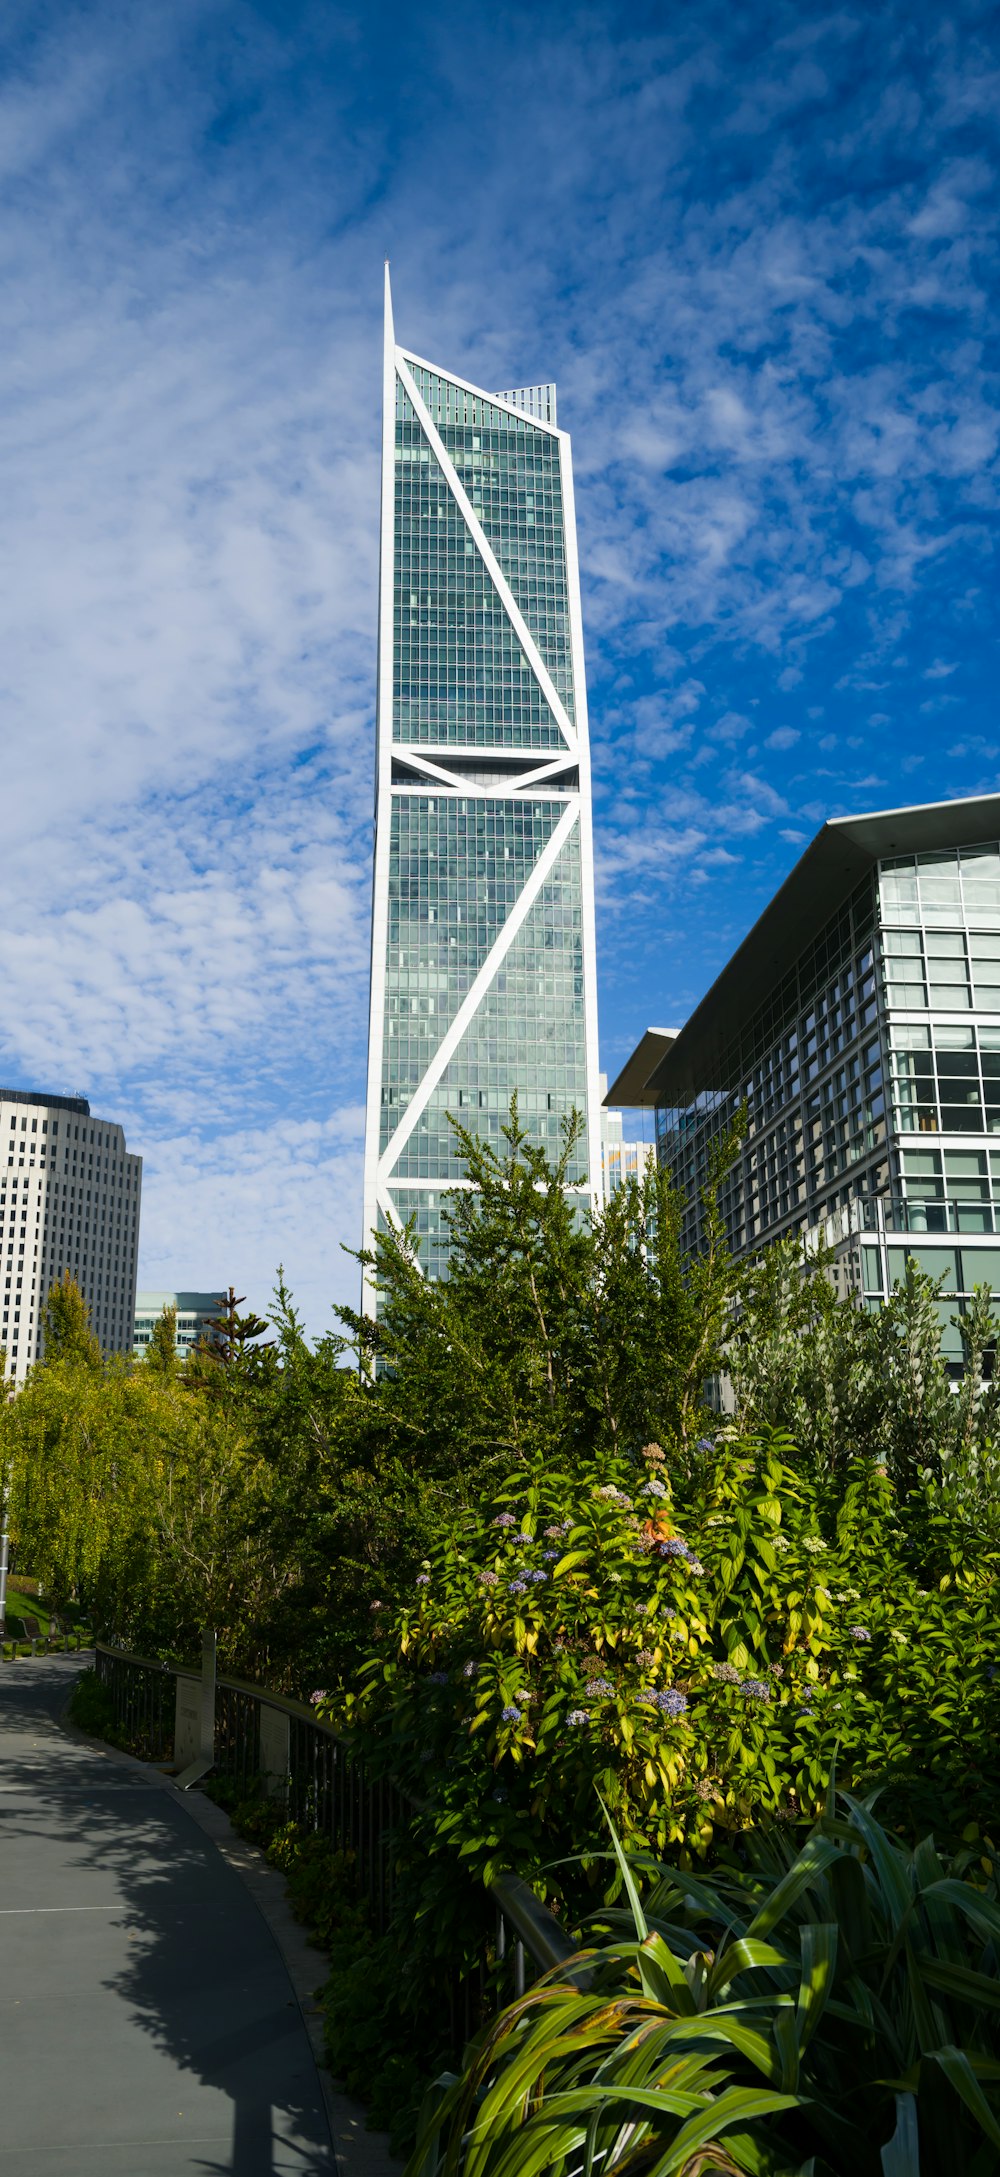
362,268,603,1313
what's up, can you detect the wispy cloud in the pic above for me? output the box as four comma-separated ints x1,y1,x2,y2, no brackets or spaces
1,0,999,1321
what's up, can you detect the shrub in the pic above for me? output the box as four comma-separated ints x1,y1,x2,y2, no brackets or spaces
410,1794,1000,2176
327,1431,1000,1927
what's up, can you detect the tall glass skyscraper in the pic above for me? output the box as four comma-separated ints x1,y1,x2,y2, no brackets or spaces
362,270,601,1299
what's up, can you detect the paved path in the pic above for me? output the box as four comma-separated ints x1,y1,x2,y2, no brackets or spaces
0,1655,334,2176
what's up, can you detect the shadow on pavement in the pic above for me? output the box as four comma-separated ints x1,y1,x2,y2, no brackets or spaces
0,1655,333,2176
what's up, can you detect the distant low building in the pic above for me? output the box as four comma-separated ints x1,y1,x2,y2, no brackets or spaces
133,1291,225,1361
1,1089,142,1387
599,1077,656,1202
607,793,1000,1368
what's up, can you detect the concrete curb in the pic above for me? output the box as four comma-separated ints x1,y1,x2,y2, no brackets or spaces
56,1657,403,2176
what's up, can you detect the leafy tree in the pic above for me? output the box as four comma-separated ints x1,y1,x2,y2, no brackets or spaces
41,1272,102,1369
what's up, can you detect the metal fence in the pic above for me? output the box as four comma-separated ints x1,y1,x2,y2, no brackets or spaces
93,1642,574,2043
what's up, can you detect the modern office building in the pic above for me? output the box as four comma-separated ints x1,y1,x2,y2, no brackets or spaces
0,1090,142,1387
133,1291,225,1361
607,795,1000,1363
362,270,601,1302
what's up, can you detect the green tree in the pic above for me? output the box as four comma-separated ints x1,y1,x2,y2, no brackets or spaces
41,1272,102,1369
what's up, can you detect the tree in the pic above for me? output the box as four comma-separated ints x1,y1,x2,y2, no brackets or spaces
144,1304,178,1376
41,1273,102,1369
338,1098,742,1489
204,1286,272,1365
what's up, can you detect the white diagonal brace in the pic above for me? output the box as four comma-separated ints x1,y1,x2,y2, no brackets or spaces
392,749,580,797
395,354,577,755
378,800,579,1179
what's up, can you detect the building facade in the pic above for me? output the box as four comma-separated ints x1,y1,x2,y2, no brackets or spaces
1,1090,142,1387
362,271,601,1300
607,797,1000,1365
133,1291,224,1361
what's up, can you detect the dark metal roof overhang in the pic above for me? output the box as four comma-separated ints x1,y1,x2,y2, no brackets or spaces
616,791,1000,1109
604,1028,678,1108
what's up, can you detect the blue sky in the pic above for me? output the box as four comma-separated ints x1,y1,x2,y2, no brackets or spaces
1,0,998,1331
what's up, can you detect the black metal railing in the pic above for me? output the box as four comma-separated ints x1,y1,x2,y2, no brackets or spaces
93,1643,573,2041
95,1646,176,1762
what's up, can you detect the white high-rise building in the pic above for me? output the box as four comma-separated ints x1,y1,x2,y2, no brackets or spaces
0,1091,142,1387
363,271,601,1304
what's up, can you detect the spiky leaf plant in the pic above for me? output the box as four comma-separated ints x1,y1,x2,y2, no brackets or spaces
407,1794,1000,2177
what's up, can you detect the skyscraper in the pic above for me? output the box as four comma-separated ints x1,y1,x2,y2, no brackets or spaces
1,1089,142,1386
362,271,601,1302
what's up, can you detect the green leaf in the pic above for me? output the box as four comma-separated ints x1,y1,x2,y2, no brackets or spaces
930,2044,1000,2151
795,1923,838,2056
596,1790,648,1943
707,1937,791,2001
744,1833,842,1942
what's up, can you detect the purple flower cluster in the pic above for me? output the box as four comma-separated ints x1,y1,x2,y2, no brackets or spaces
542,1550,559,1561
500,1705,522,1724
566,1709,590,1727
522,1568,547,1586
478,1571,499,1588
508,1580,527,1597
493,1513,517,1529
741,1679,771,1703
544,1522,572,1538
711,1662,740,1684
637,1688,688,1718
309,1690,327,1706
415,1573,430,1587
585,1678,614,1697
850,1627,872,1642
659,1536,689,1558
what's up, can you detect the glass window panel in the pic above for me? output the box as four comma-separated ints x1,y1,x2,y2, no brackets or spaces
883,930,923,956
932,1025,976,1051
956,1204,994,1232
928,984,970,1008
959,1247,1000,1292
901,1151,943,1176
886,1245,956,1290
925,932,966,958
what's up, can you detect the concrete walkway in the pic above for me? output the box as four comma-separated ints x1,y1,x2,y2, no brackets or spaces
0,1654,335,2176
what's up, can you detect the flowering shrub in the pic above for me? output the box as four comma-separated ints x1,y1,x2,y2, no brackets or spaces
322,1429,1000,1921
